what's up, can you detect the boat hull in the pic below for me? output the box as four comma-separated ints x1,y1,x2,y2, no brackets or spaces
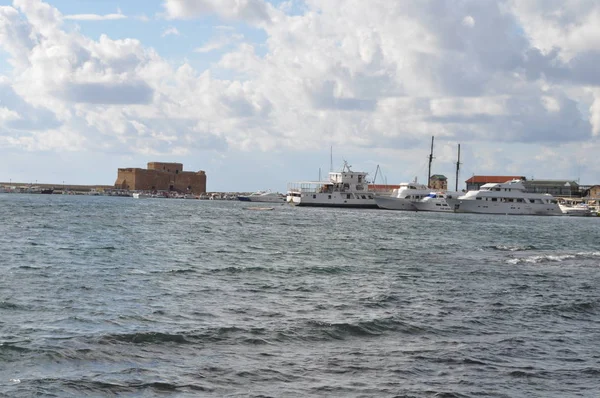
447,199,563,216
414,200,454,212
288,193,378,208
238,196,285,203
559,205,594,217
374,196,417,211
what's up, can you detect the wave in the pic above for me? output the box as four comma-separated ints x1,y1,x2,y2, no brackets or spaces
207,265,270,274
0,301,25,310
488,244,537,251
17,378,211,395
306,317,428,340
99,332,190,345
506,251,600,265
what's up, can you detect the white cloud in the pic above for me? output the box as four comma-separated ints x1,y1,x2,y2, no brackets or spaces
162,0,280,25
161,27,180,37
1,0,600,185
194,33,243,53
64,12,126,21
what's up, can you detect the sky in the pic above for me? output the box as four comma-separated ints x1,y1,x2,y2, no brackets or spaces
1,0,599,192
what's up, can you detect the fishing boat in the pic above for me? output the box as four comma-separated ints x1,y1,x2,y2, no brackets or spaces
286,161,377,208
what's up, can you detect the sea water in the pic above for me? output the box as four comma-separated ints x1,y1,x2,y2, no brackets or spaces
1,194,599,397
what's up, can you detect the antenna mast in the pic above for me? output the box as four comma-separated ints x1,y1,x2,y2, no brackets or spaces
455,144,461,191
330,146,333,172
427,136,434,188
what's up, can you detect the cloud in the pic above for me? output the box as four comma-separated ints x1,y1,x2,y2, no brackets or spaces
162,0,278,25
161,27,180,37
59,81,154,105
64,12,126,21
1,0,600,181
194,33,243,53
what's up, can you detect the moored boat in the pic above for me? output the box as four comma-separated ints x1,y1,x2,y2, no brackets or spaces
238,190,286,203
414,191,459,212
446,179,562,215
559,202,595,217
287,161,377,208
374,181,431,211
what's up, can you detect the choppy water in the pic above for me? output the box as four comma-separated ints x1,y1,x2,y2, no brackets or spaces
1,194,599,397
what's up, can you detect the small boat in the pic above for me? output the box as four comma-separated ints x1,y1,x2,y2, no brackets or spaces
244,206,275,211
41,188,54,194
414,191,459,212
559,202,595,217
132,192,151,199
238,190,286,203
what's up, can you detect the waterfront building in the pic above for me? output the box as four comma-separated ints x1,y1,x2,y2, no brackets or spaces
523,179,579,197
115,162,207,194
429,174,448,190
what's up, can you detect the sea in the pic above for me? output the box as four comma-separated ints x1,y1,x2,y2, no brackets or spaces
1,194,599,398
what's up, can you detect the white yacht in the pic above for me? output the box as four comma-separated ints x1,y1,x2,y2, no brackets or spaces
374,181,431,211
238,190,286,203
414,192,459,212
287,162,377,208
446,180,562,215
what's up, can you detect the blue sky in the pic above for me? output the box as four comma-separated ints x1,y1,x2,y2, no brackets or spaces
1,0,600,191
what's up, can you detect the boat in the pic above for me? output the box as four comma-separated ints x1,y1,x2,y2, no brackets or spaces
414,191,460,212
41,188,54,194
376,136,453,211
286,161,378,208
374,181,431,211
238,190,286,203
244,206,275,211
446,179,563,215
132,192,151,199
559,202,595,217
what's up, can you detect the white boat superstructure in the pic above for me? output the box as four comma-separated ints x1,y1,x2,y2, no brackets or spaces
374,181,431,211
238,190,286,203
287,162,377,208
446,179,562,215
414,192,459,212
132,192,151,199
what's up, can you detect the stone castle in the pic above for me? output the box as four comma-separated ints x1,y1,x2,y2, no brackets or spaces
115,162,207,194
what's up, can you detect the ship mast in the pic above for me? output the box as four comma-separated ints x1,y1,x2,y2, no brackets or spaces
455,144,461,192
427,136,434,188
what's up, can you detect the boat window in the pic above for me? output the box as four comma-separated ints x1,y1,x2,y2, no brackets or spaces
476,197,482,200
328,195,332,199
347,194,352,199
313,195,316,199
368,195,373,199
361,195,366,199
491,198,497,201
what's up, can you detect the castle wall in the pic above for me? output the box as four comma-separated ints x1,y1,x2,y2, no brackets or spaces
147,162,183,173
115,165,207,193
